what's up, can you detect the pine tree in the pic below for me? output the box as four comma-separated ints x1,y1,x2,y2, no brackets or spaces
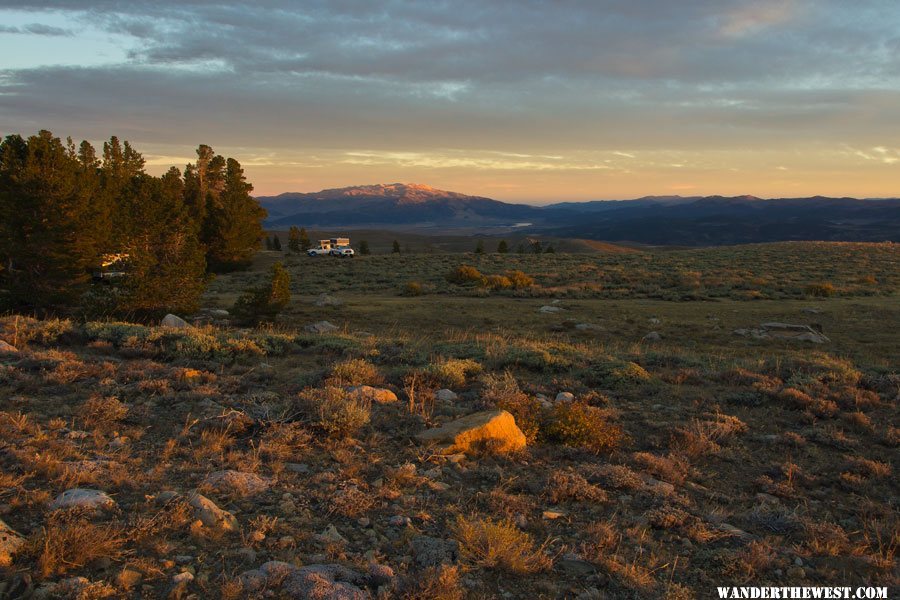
517,243,526,254
203,157,267,270
272,234,282,251
497,240,509,253
475,240,485,254
288,226,301,252
531,240,543,254
359,240,371,255
115,169,207,317
0,130,99,310
299,227,311,251
392,240,401,254
545,245,556,254
232,262,291,324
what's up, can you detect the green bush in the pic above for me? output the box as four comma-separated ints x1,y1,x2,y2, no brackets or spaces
427,357,483,388
328,358,381,386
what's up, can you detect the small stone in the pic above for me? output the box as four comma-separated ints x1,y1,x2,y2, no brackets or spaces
794,557,804,567
345,385,398,404
539,305,563,313
435,389,458,402
555,392,575,403
642,331,662,342
317,524,347,544
542,509,566,520
389,515,412,527
285,463,309,474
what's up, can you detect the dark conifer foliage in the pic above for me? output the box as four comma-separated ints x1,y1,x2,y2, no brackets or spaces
0,130,266,317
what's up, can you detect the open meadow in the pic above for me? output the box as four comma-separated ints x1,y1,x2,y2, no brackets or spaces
0,241,897,599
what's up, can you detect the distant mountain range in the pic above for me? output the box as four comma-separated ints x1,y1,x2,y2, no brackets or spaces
257,184,900,245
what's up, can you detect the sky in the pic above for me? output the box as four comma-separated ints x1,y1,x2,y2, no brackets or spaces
0,1,898,202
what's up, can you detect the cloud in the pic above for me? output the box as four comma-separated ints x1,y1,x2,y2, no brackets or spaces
0,1,898,198
0,22,71,36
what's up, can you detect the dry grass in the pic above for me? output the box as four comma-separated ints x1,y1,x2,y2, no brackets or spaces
452,515,552,574
31,513,128,578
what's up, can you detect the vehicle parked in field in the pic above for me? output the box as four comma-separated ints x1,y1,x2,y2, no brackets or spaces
330,246,354,258
308,237,353,257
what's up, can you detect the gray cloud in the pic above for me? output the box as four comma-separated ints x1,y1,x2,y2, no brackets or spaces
1,0,899,186
0,22,71,35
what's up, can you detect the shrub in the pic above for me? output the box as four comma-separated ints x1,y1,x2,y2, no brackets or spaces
31,514,127,577
506,270,535,289
452,515,552,574
405,281,424,296
328,358,381,387
480,371,543,443
446,265,486,287
299,386,370,439
399,565,463,600
543,402,623,453
546,470,608,504
427,357,482,388
486,275,512,290
805,282,835,297
79,395,128,431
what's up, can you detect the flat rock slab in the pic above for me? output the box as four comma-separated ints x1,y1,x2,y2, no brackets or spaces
539,305,563,313
49,488,116,511
435,389,458,402
734,322,829,344
239,561,370,599
203,470,272,497
314,293,343,307
0,340,18,354
416,409,527,454
304,321,339,334
345,385,398,404
187,492,238,535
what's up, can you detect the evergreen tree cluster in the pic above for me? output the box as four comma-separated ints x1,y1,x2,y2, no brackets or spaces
0,130,267,317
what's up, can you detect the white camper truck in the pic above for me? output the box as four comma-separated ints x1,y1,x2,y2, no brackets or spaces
308,238,354,257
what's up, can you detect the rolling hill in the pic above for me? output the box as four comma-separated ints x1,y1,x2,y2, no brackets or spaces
257,184,900,245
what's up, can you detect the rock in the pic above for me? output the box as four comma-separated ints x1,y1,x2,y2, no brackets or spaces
786,566,805,580
642,331,662,342
367,563,395,588
435,389,458,402
314,293,343,307
116,567,143,589
345,385,398,404
411,535,459,569
240,562,368,599
0,340,18,354
388,515,411,527
801,307,822,315
49,488,115,512
203,470,272,497
415,410,527,455
317,524,347,544
542,509,566,520
574,323,602,331
648,317,661,325
734,322,829,344
557,557,596,576
187,493,238,535
286,463,310,474
0,518,24,567
304,321,339,334
209,309,230,317
160,314,189,328
555,392,575,403
539,305,563,313
285,564,368,600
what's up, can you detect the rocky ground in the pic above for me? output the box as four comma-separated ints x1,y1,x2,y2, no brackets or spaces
0,290,896,598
